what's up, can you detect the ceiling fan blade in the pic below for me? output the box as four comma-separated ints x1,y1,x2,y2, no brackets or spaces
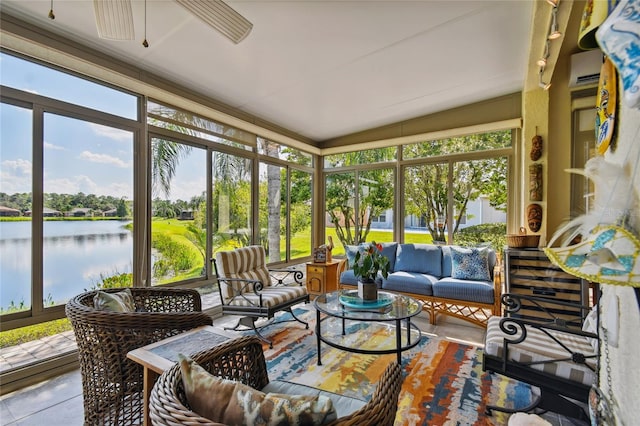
174,0,253,44
93,0,135,40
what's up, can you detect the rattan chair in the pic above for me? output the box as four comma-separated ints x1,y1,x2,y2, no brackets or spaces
66,287,213,426
149,335,404,426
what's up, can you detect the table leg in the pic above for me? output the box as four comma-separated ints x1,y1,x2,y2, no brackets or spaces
143,367,159,426
316,309,322,366
395,318,402,365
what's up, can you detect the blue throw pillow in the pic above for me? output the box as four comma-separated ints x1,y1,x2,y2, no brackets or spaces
450,246,491,282
345,245,361,269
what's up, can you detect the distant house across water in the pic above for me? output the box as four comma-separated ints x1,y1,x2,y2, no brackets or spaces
24,207,63,217
0,206,21,217
69,208,93,217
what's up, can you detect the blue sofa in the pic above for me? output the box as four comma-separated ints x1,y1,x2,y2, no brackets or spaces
338,243,501,327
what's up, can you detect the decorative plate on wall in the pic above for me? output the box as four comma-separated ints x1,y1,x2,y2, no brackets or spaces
595,57,618,155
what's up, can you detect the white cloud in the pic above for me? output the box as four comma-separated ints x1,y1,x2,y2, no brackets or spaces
44,141,65,151
89,123,132,142
44,175,132,198
79,151,130,168
45,176,97,195
1,158,32,175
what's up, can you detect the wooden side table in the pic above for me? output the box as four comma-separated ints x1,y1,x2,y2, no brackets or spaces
306,260,340,296
127,326,232,426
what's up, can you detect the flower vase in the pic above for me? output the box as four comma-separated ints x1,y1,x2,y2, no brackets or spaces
357,279,377,301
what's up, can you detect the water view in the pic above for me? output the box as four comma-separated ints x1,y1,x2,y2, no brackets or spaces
0,220,133,311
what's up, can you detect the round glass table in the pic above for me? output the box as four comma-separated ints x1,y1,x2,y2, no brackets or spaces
313,290,422,365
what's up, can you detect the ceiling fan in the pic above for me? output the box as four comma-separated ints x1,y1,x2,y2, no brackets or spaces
90,0,252,45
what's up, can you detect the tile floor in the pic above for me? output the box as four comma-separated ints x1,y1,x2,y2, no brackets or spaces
0,309,587,426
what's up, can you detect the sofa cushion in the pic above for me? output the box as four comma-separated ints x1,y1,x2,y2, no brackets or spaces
432,278,494,304
382,271,436,295
379,242,398,272
450,246,492,282
345,242,398,272
179,354,337,425
339,270,383,288
394,244,442,276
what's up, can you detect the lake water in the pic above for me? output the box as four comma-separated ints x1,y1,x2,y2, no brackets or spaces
0,220,133,311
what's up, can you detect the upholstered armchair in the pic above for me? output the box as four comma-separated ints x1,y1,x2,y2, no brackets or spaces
213,245,310,347
482,293,598,421
66,287,212,425
149,335,404,426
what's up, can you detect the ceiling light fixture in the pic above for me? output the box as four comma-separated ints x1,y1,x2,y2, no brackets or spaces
539,68,552,90
48,0,55,19
174,0,253,44
93,0,135,40
536,2,562,90
548,6,562,40
537,40,550,67
142,0,149,48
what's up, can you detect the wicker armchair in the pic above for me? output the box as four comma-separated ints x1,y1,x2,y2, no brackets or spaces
149,335,404,426
66,287,213,426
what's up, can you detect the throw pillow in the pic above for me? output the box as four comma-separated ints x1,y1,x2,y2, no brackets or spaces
178,354,337,425
345,245,361,269
93,288,135,312
450,246,492,282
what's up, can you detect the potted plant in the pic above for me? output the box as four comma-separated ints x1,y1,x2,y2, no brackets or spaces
353,241,391,300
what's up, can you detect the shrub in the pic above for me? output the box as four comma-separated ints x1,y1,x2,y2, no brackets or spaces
455,223,506,257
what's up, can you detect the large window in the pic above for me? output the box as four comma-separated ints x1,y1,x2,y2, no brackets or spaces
0,52,139,331
150,137,206,286
325,130,511,252
325,166,396,255
1,103,33,313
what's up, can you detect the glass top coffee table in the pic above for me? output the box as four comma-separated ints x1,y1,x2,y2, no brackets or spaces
313,290,422,365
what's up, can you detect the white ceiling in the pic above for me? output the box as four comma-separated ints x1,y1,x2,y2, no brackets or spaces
0,1,534,141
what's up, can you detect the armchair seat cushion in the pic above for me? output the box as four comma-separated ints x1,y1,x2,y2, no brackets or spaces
484,316,597,386
226,285,308,308
263,380,366,418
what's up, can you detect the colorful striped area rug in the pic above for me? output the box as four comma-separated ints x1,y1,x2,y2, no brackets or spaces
236,309,533,425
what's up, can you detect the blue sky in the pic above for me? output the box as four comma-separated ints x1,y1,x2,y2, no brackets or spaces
0,52,205,202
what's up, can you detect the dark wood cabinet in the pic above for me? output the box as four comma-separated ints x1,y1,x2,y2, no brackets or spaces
504,248,588,328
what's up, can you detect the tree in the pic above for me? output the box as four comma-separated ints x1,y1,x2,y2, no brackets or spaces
116,198,129,218
325,147,395,249
152,138,192,199
404,131,509,242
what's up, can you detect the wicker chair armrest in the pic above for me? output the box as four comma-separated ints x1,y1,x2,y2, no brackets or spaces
327,362,403,426
149,336,269,425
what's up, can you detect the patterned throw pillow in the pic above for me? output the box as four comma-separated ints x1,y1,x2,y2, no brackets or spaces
450,246,492,282
93,288,135,312
179,354,337,425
